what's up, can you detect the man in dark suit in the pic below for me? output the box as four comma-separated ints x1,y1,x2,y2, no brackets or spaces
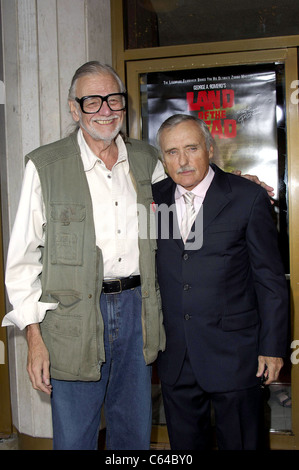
152,114,288,450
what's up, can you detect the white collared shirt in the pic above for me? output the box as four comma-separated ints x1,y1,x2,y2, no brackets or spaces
175,165,215,226
3,130,166,329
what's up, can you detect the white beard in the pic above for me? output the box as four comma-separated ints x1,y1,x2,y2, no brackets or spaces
79,114,122,143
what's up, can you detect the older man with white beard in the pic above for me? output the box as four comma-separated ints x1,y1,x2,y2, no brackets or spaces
3,61,166,450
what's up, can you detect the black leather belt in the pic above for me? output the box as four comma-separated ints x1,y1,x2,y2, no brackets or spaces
102,275,141,294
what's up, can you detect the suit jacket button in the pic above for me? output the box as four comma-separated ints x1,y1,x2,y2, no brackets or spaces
183,253,189,260
184,314,191,320
183,284,190,291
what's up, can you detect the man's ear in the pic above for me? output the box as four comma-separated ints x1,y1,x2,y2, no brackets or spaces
68,100,80,122
208,145,214,160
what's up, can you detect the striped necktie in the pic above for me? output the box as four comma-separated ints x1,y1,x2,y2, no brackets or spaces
180,192,196,243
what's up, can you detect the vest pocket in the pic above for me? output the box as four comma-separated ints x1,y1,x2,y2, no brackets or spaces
41,311,82,376
49,203,86,266
46,289,82,308
41,289,83,376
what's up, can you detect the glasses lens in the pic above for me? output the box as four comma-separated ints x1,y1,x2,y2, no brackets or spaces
82,96,102,113
107,94,126,111
81,94,126,113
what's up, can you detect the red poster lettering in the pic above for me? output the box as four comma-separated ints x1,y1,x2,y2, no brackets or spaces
224,119,237,138
204,119,237,139
186,90,234,111
222,90,234,108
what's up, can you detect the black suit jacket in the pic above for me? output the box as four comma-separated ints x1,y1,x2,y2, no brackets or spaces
152,164,288,393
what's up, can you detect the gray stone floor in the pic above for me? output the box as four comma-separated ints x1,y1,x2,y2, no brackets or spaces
0,434,19,450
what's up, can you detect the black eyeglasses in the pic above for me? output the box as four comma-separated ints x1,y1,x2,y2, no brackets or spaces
75,93,127,114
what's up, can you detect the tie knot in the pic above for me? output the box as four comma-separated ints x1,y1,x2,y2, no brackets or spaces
183,192,195,205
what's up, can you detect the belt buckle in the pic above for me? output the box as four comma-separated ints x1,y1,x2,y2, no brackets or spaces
113,279,122,294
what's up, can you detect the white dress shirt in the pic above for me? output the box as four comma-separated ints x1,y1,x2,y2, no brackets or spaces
175,165,215,227
3,130,166,329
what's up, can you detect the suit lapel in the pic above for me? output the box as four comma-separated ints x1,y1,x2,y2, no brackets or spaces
156,178,184,248
201,164,232,232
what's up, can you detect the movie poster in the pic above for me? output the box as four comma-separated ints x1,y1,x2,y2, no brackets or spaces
141,64,280,196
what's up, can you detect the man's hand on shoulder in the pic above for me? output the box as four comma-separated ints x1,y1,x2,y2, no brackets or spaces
232,170,275,202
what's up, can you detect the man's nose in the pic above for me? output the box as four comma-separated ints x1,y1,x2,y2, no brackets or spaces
99,100,111,115
178,150,189,165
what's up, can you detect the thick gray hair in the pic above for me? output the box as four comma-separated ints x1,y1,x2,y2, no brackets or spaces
68,61,126,101
156,114,216,159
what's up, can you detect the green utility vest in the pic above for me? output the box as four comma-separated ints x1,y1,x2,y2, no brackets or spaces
27,132,166,381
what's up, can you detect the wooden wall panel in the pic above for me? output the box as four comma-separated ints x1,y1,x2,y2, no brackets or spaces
57,0,86,135
37,0,61,144
1,0,112,440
